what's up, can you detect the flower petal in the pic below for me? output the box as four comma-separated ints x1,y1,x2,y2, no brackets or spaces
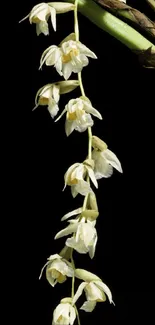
59,33,76,46
94,281,113,304
62,62,73,80
48,100,59,118
89,233,98,259
84,103,102,120
48,254,62,261
92,150,113,179
103,149,123,173
80,300,96,312
55,107,67,122
61,207,83,221
54,223,79,240
85,282,105,301
66,236,89,254
53,84,60,103
69,305,76,325
64,163,80,189
77,43,97,59
85,166,98,188
71,185,78,198
71,164,85,181
65,119,75,136
72,282,87,305
53,303,70,323
40,46,57,69
50,6,56,31
55,56,63,76
74,113,94,133
74,180,92,196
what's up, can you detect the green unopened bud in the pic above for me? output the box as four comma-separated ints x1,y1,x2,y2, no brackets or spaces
81,209,99,221
48,2,75,13
75,269,101,282
92,135,108,151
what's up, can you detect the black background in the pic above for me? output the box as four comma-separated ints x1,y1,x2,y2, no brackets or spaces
14,1,155,325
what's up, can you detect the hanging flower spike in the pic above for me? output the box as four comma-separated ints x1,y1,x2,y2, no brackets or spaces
55,219,97,259
39,254,74,287
72,269,114,312
33,80,79,118
52,300,76,325
64,161,98,197
92,135,123,179
40,33,97,79
55,96,102,136
19,2,75,35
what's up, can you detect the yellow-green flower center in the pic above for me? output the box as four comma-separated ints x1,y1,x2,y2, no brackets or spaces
62,49,79,63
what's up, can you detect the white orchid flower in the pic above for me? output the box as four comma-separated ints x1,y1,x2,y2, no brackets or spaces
33,80,79,118
64,162,98,197
34,83,60,118
39,253,74,287
55,220,97,259
72,273,114,312
52,301,76,325
20,2,75,35
92,136,123,179
40,33,97,79
55,97,102,136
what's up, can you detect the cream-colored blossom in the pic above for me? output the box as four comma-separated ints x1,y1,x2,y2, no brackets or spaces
64,162,98,197
55,97,102,136
40,33,97,79
33,80,79,118
92,136,123,179
39,254,74,287
20,2,75,35
55,220,97,259
52,301,76,325
72,271,114,312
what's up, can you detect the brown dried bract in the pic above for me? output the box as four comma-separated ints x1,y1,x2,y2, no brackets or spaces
135,46,155,68
96,0,155,39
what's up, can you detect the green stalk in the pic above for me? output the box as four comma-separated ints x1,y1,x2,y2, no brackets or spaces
95,0,155,40
146,0,155,11
62,0,155,51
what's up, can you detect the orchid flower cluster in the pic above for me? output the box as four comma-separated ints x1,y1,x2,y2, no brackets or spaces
21,1,123,324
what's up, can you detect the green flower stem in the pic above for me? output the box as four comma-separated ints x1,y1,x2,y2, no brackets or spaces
64,0,155,51
71,249,75,298
74,0,80,41
146,0,155,11
88,127,92,160
74,0,93,212
71,249,81,325
75,305,81,325
78,72,85,97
